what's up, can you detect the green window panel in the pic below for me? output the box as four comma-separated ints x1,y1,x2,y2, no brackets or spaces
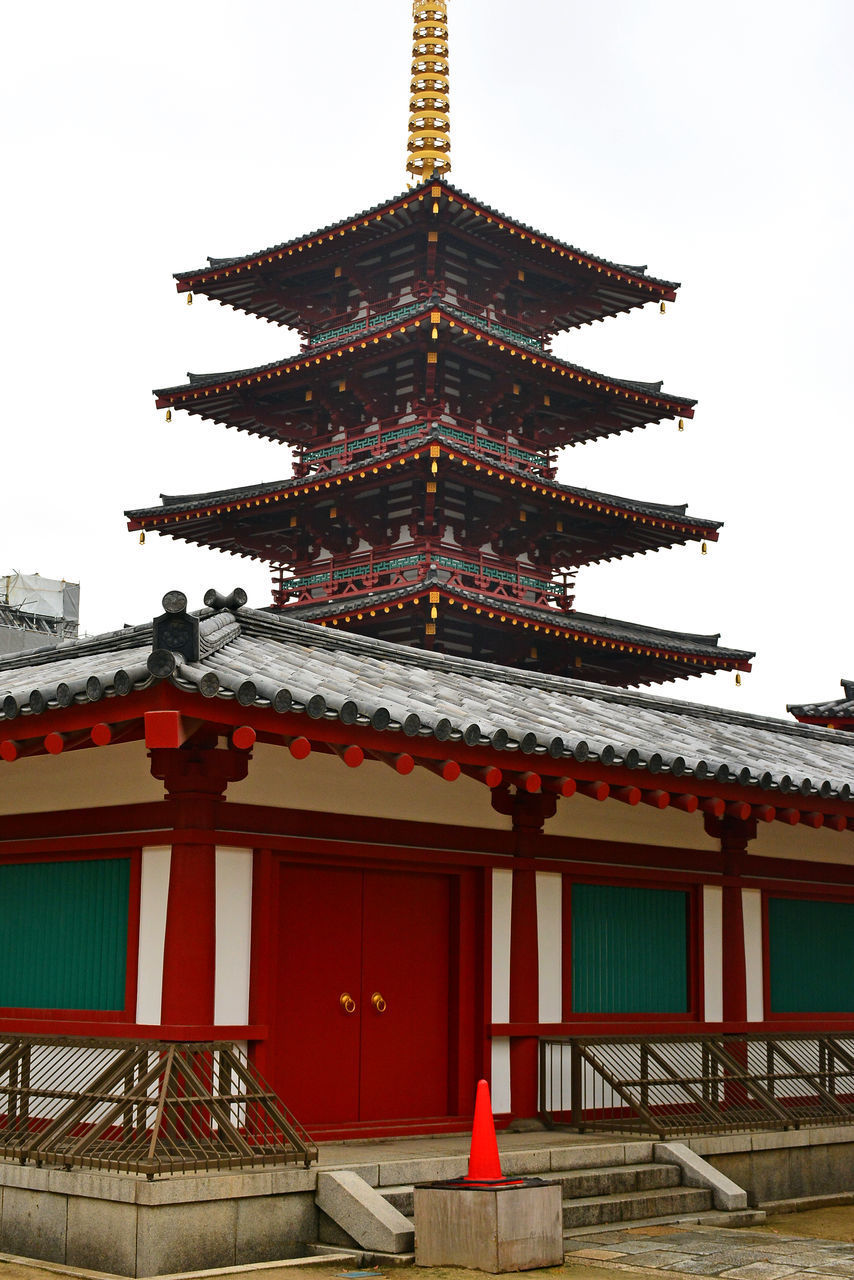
768,897,854,1013
0,857,130,1011
571,883,689,1014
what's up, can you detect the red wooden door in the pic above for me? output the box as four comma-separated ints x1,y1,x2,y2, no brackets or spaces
359,871,450,1120
275,865,362,1124
273,865,452,1126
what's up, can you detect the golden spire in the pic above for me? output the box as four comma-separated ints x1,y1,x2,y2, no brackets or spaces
407,1,452,182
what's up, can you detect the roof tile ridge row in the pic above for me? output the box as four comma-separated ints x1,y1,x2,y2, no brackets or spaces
0,621,154,675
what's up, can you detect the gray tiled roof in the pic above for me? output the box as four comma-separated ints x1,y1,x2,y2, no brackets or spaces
173,179,679,294
281,574,751,662
789,680,854,721
124,428,720,537
0,602,848,801
152,297,695,410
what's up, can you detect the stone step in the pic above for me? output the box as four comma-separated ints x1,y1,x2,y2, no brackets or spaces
563,1206,766,1239
553,1161,681,1200
381,1184,415,1216
562,1185,713,1229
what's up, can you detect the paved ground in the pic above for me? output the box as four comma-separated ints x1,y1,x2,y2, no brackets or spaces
565,1219,854,1279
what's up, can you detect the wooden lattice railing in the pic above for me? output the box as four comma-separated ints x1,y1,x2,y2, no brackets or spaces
0,1036,317,1177
540,1032,854,1137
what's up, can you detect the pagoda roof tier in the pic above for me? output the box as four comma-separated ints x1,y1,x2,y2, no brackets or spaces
153,300,695,450
126,435,721,574
277,575,753,687
173,180,679,337
789,680,854,728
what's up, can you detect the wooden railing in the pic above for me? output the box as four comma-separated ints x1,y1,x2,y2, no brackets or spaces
540,1033,854,1138
0,1035,316,1176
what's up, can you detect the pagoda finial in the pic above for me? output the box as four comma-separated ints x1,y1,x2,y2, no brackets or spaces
407,1,451,183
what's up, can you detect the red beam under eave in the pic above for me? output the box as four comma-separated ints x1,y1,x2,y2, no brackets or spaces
3,683,853,823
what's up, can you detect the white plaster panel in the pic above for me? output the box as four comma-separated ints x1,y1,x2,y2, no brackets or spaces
703,885,723,1023
742,888,764,1022
136,846,171,1024
490,1037,511,1114
544,794,717,850
215,848,253,1026
0,741,163,816
230,743,506,829
754,822,854,866
491,868,513,1023
536,872,562,1023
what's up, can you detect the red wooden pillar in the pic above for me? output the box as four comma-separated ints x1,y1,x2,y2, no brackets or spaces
509,864,539,1117
150,745,250,1028
494,787,556,1119
707,815,755,1026
721,882,747,1024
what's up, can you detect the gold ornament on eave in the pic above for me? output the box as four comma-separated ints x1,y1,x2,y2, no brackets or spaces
406,1,452,182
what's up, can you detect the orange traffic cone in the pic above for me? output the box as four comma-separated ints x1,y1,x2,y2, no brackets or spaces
465,1079,503,1182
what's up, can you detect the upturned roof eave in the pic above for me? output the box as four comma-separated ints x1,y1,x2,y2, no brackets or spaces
151,301,697,417
124,434,723,542
171,178,680,299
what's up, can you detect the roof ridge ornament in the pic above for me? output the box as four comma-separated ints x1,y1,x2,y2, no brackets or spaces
407,0,452,182
204,587,248,613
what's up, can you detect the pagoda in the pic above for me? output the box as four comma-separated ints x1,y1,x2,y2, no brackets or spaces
127,0,752,687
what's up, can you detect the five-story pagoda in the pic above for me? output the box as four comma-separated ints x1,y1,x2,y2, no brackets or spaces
127,0,752,688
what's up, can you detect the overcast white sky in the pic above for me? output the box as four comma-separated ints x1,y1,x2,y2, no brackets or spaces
1,0,851,718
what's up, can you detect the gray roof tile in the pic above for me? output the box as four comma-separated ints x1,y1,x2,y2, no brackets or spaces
0,601,850,804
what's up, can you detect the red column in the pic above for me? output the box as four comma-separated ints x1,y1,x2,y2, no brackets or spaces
161,841,217,1026
721,882,747,1024
509,864,539,1117
150,745,250,1030
707,815,754,1027
494,787,557,1119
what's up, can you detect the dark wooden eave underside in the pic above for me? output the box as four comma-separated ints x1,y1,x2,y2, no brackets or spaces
279,583,753,687
152,304,696,449
172,179,680,334
125,440,722,570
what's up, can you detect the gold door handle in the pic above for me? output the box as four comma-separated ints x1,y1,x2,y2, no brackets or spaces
371,992,387,1014
339,992,356,1014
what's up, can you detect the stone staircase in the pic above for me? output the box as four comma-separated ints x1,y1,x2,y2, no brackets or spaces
316,1139,762,1261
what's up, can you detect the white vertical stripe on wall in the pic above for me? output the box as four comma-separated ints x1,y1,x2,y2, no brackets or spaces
743,888,764,1021
492,868,513,1022
215,848,253,1025
703,885,723,1023
491,1037,511,1113
136,846,171,1024
536,872,562,1023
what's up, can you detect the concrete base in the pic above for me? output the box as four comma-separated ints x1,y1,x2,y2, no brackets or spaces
414,1182,563,1272
0,1163,319,1277
689,1125,854,1206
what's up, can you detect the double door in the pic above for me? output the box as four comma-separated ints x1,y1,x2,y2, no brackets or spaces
273,864,456,1125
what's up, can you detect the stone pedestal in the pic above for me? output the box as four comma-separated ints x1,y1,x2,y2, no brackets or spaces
414,1180,563,1272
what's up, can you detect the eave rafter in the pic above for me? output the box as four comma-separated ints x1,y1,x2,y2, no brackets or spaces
174,181,678,334
152,304,694,450
5,685,851,839
284,586,751,683
127,440,719,571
